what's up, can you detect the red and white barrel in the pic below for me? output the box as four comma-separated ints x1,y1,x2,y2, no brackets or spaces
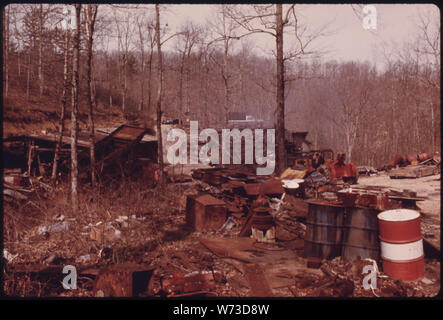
377,209,424,281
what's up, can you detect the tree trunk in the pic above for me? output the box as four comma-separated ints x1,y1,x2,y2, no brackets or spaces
430,100,435,152
179,51,185,124
222,38,230,125
38,4,44,98
185,46,192,117
71,4,81,212
86,4,98,187
26,49,31,101
122,64,127,112
138,21,145,112
107,53,112,112
147,51,153,114
18,52,21,78
155,4,165,185
52,26,70,181
3,6,9,97
275,4,286,174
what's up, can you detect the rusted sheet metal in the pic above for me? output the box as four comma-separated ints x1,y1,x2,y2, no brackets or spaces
186,194,227,231
337,192,358,207
112,125,148,141
356,193,377,208
243,263,273,297
161,271,219,296
195,194,226,206
243,183,262,196
204,172,228,185
93,263,154,297
261,178,284,195
27,131,108,148
329,161,357,179
243,179,284,196
200,237,263,263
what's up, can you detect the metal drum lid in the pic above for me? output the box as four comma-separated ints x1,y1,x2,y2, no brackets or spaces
378,209,420,222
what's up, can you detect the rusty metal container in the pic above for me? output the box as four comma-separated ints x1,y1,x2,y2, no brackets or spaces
378,209,424,281
337,191,358,207
186,194,227,231
342,207,379,261
304,200,344,259
282,178,305,198
378,209,422,243
251,207,275,243
94,263,154,297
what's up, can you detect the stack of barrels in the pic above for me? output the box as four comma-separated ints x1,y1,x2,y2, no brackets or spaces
377,209,424,281
304,201,425,282
304,200,380,261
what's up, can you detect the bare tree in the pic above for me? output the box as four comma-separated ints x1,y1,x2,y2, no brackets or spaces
51,6,71,182
3,6,10,97
71,4,81,211
224,4,327,173
222,4,290,173
135,11,155,115
175,22,201,124
332,63,375,162
38,4,44,97
155,4,165,185
206,5,241,124
113,7,134,112
86,4,99,186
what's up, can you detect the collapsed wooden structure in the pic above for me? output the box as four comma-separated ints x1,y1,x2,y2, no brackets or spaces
3,125,158,181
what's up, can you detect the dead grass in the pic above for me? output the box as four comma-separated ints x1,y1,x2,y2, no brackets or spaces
2,177,197,296
2,86,126,139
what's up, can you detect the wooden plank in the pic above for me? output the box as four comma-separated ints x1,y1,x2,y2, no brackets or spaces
389,166,420,179
389,165,439,179
419,165,439,177
243,263,273,297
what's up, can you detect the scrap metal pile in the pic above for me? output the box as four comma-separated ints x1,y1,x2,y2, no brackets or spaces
3,158,440,297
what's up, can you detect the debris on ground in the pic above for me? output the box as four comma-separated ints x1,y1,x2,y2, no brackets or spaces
3,157,440,297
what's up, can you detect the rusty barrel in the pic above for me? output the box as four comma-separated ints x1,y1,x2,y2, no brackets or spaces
304,200,344,259
377,209,424,281
251,207,276,243
342,207,380,261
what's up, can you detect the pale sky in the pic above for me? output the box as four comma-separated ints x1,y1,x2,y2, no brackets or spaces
163,4,440,69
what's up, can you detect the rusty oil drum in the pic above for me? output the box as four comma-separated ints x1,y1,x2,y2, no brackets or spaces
304,200,344,259
341,207,380,261
378,209,424,281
